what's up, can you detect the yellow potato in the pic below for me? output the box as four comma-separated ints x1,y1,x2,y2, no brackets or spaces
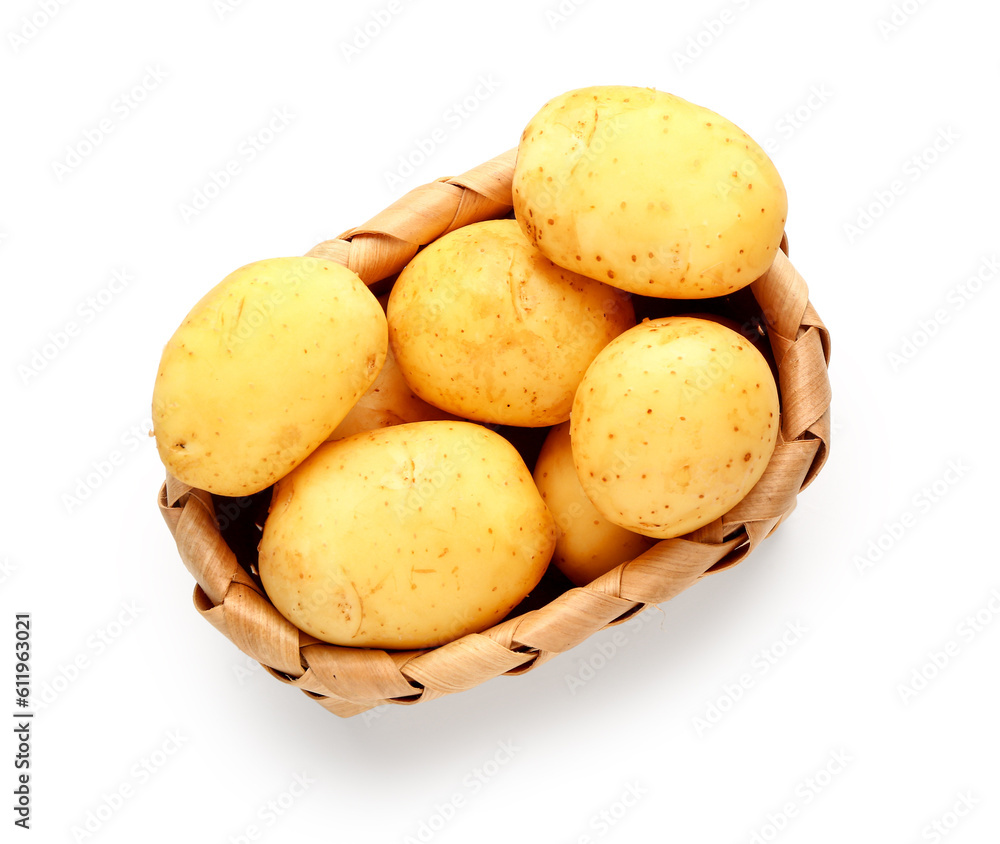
152,257,387,496
513,85,787,298
534,422,655,585
571,317,779,539
387,218,635,427
327,338,457,441
258,421,556,649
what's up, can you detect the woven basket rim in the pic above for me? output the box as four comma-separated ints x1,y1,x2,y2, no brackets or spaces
157,148,832,718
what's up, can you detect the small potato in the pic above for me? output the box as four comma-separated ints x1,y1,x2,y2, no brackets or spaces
534,422,655,585
152,257,386,496
258,421,556,649
571,317,779,539
327,337,457,440
387,218,635,427
673,310,770,358
513,85,787,298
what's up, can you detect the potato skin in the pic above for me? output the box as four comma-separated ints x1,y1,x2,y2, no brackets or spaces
513,86,787,299
534,422,655,585
327,334,457,440
387,218,635,427
258,421,556,649
570,317,779,539
152,257,387,496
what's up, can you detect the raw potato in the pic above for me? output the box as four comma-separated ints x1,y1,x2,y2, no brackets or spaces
258,421,557,649
674,310,770,357
152,257,387,496
571,317,779,539
513,85,787,299
387,218,635,427
534,422,655,586
328,321,457,441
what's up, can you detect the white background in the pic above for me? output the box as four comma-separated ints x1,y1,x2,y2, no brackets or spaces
3,0,998,841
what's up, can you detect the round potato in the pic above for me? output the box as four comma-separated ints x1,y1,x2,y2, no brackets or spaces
513,85,787,298
327,332,457,441
387,218,635,427
258,421,556,649
534,422,655,585
571,317,779,539
152,257,387,496
673,310,770,358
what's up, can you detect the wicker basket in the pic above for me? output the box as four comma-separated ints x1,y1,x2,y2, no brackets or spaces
157,148,832,718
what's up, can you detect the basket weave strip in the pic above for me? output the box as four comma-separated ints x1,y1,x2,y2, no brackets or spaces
725,435,818,524
616,535,747,602
402,635,536,694
752,253,832,446
192,586,227,633
160,480,255,605
159,149,831,717
502,589,640,654
219,583,304,679
300,644,423,702
307,149,517,286
500,646,559,676
274,664,339,699
306,690,374,719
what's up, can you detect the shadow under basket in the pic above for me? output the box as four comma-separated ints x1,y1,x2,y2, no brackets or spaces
157,148,832,718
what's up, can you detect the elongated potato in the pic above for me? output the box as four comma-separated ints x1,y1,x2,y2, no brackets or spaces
571,317,779,539
152,257,387,496
534,422,655,585
513,85,786,298
387,218,635,427
259,421,556,649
